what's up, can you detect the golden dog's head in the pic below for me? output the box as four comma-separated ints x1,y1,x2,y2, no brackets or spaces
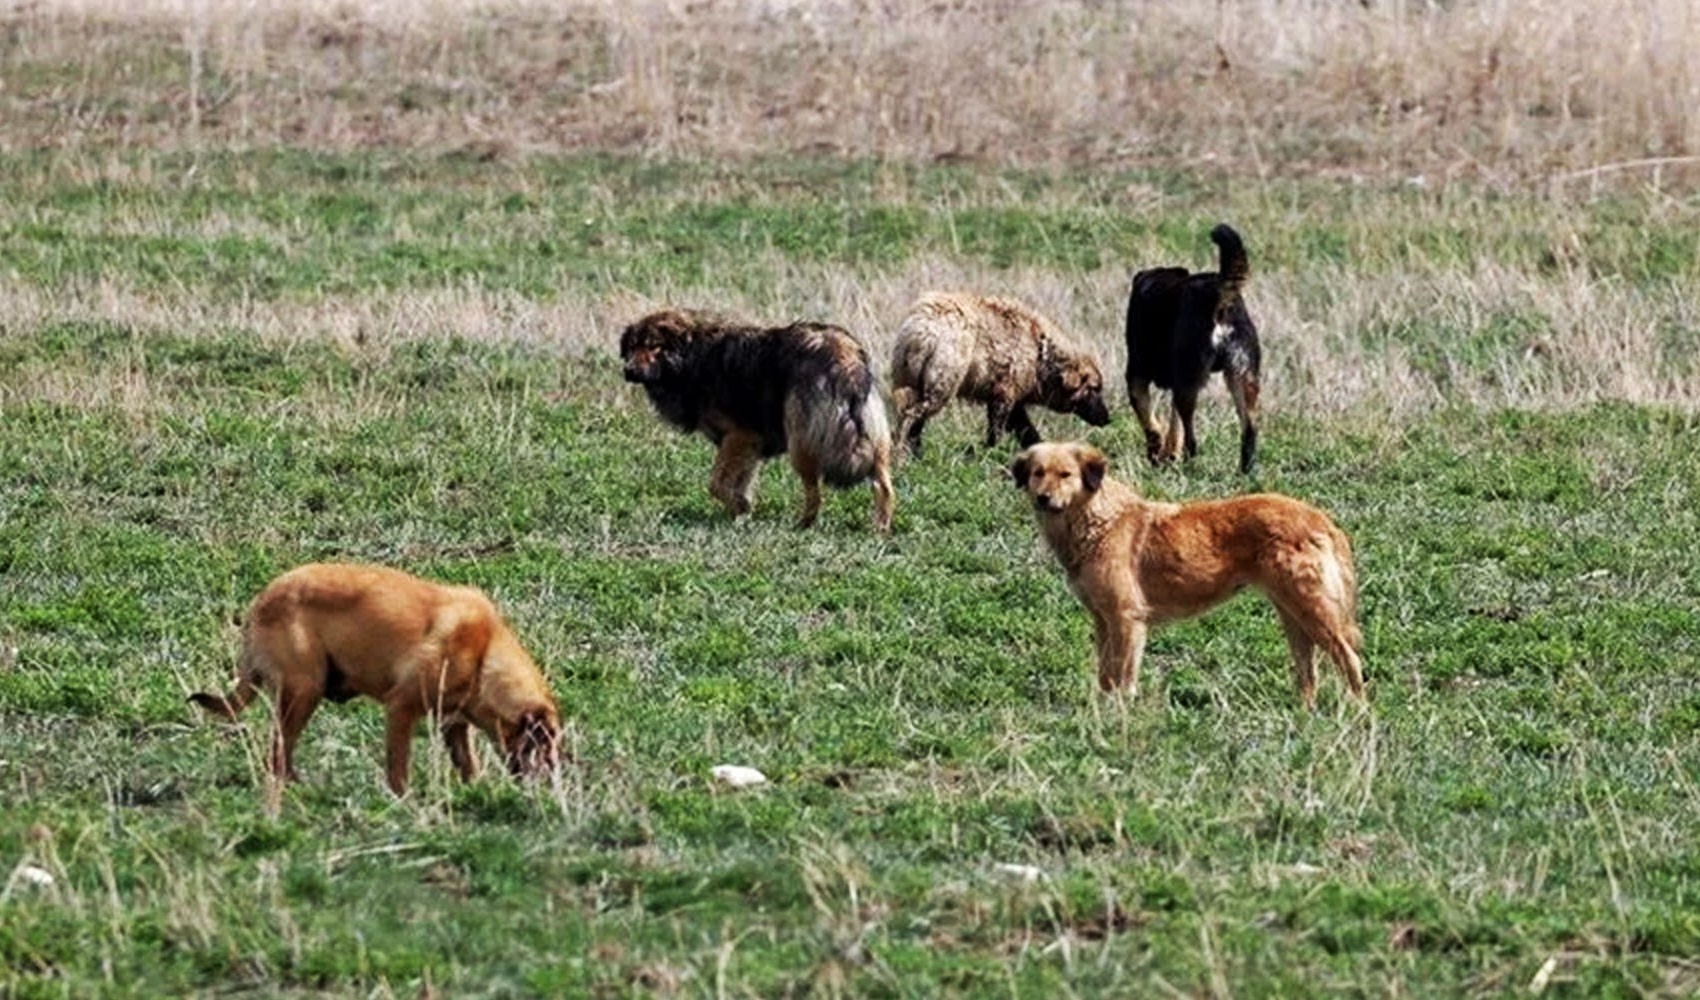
619,309,698,384
502,704,562,779
1010,442,1108,513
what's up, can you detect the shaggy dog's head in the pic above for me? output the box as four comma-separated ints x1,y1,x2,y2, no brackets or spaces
1010,442,1108,514
619,310,699,384
1044,355,1112,428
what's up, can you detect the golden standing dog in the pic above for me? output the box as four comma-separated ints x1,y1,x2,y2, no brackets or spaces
190,563,561,795
1012,442,1365,708
890,292,1111,456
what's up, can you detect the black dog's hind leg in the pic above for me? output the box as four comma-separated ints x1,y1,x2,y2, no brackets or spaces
1228,370,1260,474
1004,404,1042,448
1173,388,1201,462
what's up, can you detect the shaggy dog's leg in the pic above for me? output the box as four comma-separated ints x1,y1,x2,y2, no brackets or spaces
1005,404,1042,448
709,430,763,517
1228,371,1260,474
870,451,895,534
1129,379,1166,465
789,446,824,529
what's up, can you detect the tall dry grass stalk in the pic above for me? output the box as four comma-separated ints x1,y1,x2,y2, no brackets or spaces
4,0,1697,186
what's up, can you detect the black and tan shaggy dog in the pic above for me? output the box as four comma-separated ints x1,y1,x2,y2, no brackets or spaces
1125,224,1263,474
620,309,895,533
1012,441,1365,709
890,292,1111,456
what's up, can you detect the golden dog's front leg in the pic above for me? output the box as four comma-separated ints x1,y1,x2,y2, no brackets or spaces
442,721,479,781
1097,610,1148,695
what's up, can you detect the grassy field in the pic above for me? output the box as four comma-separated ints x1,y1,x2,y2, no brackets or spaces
2,147,1699,997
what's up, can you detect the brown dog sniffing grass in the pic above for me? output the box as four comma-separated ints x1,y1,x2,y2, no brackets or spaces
1012,442,1365,709
190,563,561,796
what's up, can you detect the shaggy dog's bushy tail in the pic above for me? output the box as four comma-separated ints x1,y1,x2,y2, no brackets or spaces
1210,224,1250,300
793,356,893,488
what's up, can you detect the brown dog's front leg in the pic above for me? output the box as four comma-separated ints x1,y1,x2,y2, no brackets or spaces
383,704,424,795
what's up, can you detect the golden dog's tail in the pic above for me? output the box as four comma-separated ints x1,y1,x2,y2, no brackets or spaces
1324,523,1364,652
189,678,258,720
189,639,262,719
1210,224,1250,301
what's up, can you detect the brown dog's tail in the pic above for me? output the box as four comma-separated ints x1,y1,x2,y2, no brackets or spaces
1210,224,1250,301
189,677,259,720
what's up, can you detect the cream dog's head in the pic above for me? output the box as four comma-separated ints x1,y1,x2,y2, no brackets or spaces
1010,441,1108,514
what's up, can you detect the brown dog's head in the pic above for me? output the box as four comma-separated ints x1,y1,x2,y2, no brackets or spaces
619,310,697,384
501,705,561,779
1011,442,1108,514
1043,355,1112,428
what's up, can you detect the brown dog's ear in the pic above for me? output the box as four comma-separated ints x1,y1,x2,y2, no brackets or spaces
1077,445,1107,492
1009,453,1031,489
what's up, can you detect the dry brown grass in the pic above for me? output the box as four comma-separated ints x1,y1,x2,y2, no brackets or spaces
5,0,1698,186
7,248,1697,421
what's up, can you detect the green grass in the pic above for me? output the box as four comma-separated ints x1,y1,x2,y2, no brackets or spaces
3,154,1700,997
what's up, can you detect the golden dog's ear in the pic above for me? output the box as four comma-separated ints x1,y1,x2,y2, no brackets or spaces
1076,445,1107,492
1009,452,1031,489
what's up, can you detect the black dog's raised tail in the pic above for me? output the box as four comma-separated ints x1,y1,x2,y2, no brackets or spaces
1210,224,1249,300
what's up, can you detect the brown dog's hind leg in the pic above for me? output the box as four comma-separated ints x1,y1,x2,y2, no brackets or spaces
709,430,763,518
1228,371,1260,474
443,722,479,781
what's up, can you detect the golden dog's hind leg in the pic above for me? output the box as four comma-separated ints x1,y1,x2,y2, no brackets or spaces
270,683,323,784
709,430,763,518
1276,607,1319,711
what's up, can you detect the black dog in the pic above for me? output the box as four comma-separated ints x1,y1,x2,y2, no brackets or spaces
1124,224,1262,474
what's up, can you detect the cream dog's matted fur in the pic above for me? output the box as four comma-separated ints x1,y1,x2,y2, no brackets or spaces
890,292,1111,456
1012,442,1365,708
190,563,561,795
